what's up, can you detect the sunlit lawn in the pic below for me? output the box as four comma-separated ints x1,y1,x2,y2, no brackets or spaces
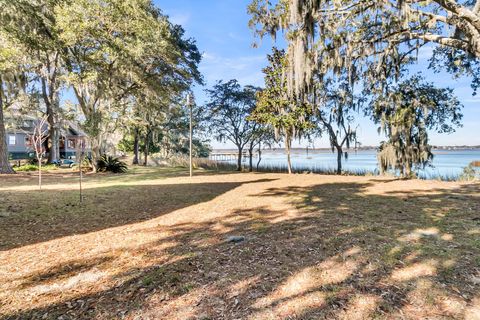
0,167,479,319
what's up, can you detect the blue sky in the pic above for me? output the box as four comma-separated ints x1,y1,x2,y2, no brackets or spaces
156,0,480,148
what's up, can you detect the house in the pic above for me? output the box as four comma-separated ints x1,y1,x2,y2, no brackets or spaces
4,116,89,160
59,123,89,159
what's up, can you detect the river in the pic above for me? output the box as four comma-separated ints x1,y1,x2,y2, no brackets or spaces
212,148,480,179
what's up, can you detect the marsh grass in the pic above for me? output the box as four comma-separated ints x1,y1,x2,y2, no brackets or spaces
201,159,480,181
254,163,374,176
418,171,461,182
166,157,376,176
164,156,239,171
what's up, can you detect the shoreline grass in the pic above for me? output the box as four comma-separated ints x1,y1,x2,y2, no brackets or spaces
166,157,479,182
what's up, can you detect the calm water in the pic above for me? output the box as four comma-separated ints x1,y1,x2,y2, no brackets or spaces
215,149,480,178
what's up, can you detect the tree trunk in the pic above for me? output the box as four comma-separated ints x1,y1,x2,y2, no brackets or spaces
143,131,150,167
47,121,59,163
336,146,343,175
236,146,242,171
248,145,254,172
286,134,292,174
405,161,412,178
55,128,60,159
41,73,60,164
91,144,100,173
0,93,15,174
132,128,139,165
256,143,262,171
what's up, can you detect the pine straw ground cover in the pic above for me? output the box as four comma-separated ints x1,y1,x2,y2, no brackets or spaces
0,167,479,319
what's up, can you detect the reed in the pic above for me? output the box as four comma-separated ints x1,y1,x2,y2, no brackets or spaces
418,172,460,182
165,155,238,171
254,163,374,176
196,159,238,171
165,156,478,181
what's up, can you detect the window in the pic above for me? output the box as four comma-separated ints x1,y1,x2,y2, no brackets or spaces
77,139,86,149
68,139,75,149
8,135,16,146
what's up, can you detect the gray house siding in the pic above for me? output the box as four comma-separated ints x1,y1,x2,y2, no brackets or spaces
5,132,34,160
60,137,81,159
5,119,89,160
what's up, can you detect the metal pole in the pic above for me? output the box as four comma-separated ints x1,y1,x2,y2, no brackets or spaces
188,94,193,178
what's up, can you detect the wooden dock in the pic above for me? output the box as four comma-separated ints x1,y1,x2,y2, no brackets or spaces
209,151,251,162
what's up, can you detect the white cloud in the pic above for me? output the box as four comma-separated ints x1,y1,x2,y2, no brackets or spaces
200,52,266,86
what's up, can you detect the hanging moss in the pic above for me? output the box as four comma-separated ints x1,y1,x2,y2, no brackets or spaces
248,0,480,101
373,75,463,178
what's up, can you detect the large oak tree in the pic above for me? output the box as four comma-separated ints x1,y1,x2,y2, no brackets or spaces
0,0,202,172
249,0,480,98
250,48,314,174
205,80,262,171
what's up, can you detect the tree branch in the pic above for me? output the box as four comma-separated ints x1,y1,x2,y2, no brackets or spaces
433,0,480,32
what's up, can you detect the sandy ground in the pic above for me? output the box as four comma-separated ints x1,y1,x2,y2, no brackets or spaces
0,168,479,319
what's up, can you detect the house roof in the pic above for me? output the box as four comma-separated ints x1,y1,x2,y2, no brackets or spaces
60,121,87,137
5,115,87,138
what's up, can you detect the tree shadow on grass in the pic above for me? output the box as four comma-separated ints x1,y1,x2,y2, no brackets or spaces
2,180,480,319
16,256,114,290
0,178,276,251
82,167,243,184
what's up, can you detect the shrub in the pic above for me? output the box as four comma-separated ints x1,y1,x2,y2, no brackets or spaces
70,158,93,172
96,155,128,173
14,164,58,172
14,164,38,172
459,164,479,181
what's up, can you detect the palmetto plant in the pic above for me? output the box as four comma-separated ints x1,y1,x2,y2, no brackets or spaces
96,155,128,173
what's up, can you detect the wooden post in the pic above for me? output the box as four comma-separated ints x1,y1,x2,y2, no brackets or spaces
79,144,84,203
187,93,193,178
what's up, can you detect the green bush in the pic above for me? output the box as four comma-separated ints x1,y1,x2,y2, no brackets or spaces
70,158,93,172
14,164,58,172
14,164,38,172
96,155,128,173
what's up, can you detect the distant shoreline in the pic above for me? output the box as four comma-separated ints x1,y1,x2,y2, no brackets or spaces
212,146,480,153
